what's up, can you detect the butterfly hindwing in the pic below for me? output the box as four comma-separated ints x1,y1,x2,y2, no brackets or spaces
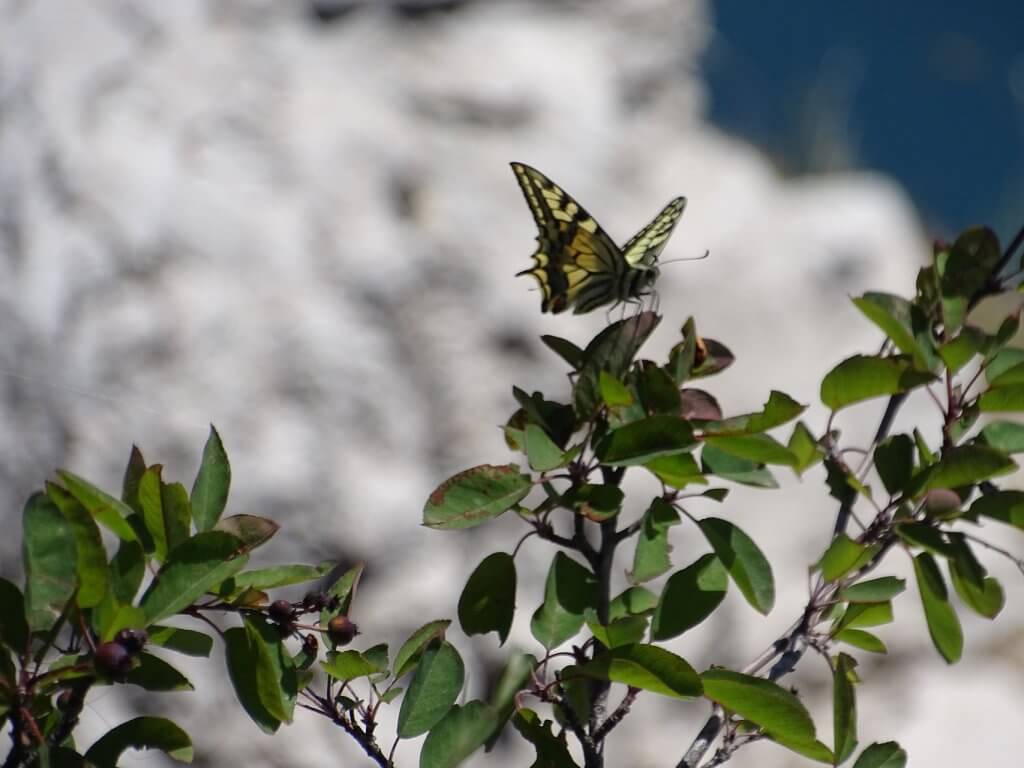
511,162,684,314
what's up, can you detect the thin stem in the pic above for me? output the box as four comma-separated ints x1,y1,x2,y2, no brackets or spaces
593,687,639,742
960,531,1024,574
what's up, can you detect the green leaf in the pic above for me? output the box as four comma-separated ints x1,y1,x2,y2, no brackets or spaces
583,609,647,649
458,552,516,645
227,563,332,593
139,531,248,624
46,485,108,609
838,577,906,603
530,553,597,649
485,653,536,749
580,644,700,699
423,464,533,530
979,421,1024,453
213,514,279,551
820,535,875,582
703,434,798,467
833,602,894,633
913,553,962,663
595,415,696,466
248,615,297,723
644,453,705,489
190,425,231,532
322,650,381,681
541,335,583,370
148,626,214,657
873,435,915,496
767,735,835,764
599,371,634,408
701,669,823,753
609,587,658,620
224,626,280,733
512,710,579,768
320,563,364,624
820,355,935,411
22,493,78,631
139,468,191,562
945,532,984,586
524,425,568,472
56,470,139,542
122,444,147,515
703,391,806,436
420,701,498,768
992,311,1021,349
574,313,660,416
833,653,858,764
942,226,1001,301
84,716,193,765
512,389,576,448
896,523,952,556
834,629,887,654
969,490,1024,529
701,445,778,488
629,498,681,584
651,554,728,640
948,562,1004,619
124,652,194,692
0,577,28,652
698,518,774,614
852,293,932,370
394,620,451,679
397,640,465,738
921,444,1016,489
666,317,698,385
788,421,823,473
938,327,986,374
979,383,1024,411
108,539,145,606
636,362,683,414
852,742,907,768
565,484,624,521
986,347,1024,382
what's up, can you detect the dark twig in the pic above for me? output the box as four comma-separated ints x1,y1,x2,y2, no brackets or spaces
593,686,639,743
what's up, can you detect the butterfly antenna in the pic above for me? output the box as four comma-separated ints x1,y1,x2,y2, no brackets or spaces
659,249,710,267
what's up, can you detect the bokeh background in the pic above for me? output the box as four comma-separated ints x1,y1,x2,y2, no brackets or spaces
2,1,1023,766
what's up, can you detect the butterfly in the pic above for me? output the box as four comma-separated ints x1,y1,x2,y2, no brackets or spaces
511,162,687,314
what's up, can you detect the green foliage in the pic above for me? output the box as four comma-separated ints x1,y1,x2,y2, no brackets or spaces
2,211,1021,768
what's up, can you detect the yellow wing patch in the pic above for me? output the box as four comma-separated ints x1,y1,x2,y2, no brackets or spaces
511,162,686,314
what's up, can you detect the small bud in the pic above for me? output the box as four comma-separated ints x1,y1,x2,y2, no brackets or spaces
55,689,75,711
302,633,319,657
924,488,961,517
268,599,294,623
326,615,359,647
95,641,133,681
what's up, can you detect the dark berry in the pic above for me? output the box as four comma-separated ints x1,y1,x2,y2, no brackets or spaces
326,615,359,646
268,599,294,623
114,628,148,653
95,641,132,680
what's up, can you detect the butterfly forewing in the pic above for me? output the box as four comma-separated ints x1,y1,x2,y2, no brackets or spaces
512,162,684,314
622,197,687,268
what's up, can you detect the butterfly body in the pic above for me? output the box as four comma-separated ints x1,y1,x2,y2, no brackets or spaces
511,162,686,314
